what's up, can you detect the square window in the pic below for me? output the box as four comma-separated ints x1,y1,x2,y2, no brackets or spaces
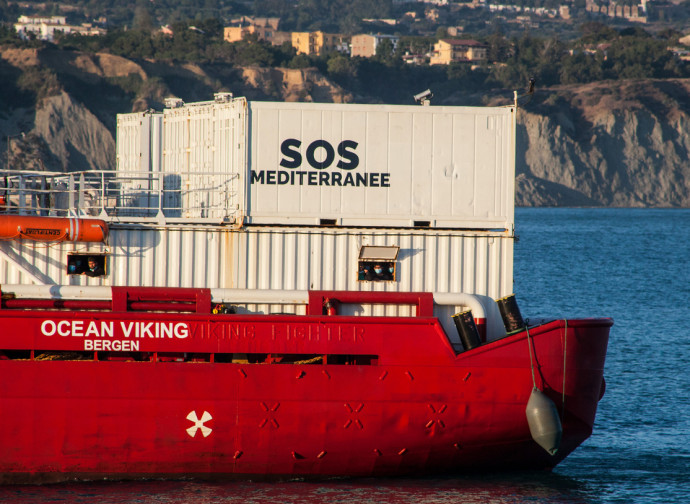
358,261,396,282
67,253,107,277
357,245,398,282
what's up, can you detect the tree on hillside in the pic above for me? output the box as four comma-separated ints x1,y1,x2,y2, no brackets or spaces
133,5,155,31
0,1,20,24
578,22,618,44
373,38,396,66
0,24,20,44
486,31,512,63
253,0,392,33
491,34,565,88
606,36,684,79
109,29,156,59
559,51,605,84
326,53,358,89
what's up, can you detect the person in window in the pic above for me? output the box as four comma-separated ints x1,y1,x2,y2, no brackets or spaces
360,262,392,281
385,263,395,280
360,264,374,281
82,257,105,277
371,263,391,281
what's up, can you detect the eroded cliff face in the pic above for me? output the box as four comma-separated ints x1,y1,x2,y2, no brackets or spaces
1,45,689,206
516,80,690,206
240,67,354,103
0,48,352,173
34,91,115,172
1,48,131,172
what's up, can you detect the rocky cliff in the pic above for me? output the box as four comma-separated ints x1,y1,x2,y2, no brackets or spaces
0,47,352,174
2,46,689,207
515,79,690,207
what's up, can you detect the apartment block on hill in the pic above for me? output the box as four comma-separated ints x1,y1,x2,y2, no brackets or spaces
224,17,290,45
585,0,649,22
292,31,348,55
224,25,290,45
14,15,105,41
233,17,280,30
350,34,400,57
429,39,488,65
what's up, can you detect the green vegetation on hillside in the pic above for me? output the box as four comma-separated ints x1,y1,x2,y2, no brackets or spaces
1,0,688,106
53,20,688,98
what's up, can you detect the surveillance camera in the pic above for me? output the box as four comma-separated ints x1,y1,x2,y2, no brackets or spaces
414,89,433,103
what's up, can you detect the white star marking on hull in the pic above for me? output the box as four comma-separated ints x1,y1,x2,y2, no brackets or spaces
186,410,213,438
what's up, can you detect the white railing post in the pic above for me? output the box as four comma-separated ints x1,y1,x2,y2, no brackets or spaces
68,174,75,216
18,174,27,215
78,173,86,216
99,171,108,218
156,170,165,224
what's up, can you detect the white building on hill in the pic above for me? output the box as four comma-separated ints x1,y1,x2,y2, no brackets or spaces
14,15,106,42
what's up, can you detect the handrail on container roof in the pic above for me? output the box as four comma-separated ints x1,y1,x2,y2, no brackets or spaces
0,169,240,225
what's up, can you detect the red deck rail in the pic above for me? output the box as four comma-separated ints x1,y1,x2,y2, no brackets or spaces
0,286,213,314
308,291,434,317
1,286,435,318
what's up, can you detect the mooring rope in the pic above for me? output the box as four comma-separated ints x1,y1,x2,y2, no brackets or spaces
526,325,537,390
294,355,323,365
562,319,568,416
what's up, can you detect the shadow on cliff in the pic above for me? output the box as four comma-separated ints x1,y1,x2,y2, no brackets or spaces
515,173,600,207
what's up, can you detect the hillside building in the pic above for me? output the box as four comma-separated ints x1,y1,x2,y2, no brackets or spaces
223,17,290,45
429,39,488,65
350,34,400,58
292,31,348,55
14,15,105,41
585,0,648,22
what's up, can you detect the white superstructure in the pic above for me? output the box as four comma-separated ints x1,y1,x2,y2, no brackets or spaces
0,94,517,338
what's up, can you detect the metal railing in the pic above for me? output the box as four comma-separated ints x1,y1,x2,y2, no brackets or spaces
0,170,242,224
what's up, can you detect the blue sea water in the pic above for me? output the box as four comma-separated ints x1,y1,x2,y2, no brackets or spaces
1,208,688,503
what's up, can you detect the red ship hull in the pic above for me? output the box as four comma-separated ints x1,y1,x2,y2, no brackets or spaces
0,288,611,483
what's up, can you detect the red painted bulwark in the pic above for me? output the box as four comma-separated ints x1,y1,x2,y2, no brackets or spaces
0,288,612,482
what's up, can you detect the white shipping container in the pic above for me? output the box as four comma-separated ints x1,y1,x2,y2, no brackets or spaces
115,98,516,230
246,101,516,229
115,112,164,217
0,225,511,340
161,98,246,177
0,226,509,294
161,98,246,221
116,111,163,175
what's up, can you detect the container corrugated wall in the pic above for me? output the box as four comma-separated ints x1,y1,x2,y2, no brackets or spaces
228,227,512,333
116,111,163,174
161,99,246,220
161,99,246,176
115,111,164,216
0,240,108,285
0,225,512,338
229,227,511,296
1,226,510,293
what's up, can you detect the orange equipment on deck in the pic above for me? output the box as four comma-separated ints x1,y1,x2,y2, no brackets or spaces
0,216,108,243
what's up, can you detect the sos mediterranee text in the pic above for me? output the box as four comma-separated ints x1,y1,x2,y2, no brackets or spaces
251,139,391,188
